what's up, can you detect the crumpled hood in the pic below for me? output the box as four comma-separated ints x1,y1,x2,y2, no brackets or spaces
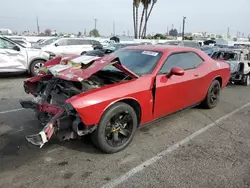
41,55,139,81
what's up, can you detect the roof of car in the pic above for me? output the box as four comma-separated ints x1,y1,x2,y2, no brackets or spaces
122,45,200,53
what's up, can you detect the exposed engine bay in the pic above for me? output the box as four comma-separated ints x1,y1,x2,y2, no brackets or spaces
33,70,130,106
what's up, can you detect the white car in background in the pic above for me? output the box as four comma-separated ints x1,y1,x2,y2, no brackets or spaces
6,36,32,48
35,37,103,57
0,36,50,76
11,39,32,48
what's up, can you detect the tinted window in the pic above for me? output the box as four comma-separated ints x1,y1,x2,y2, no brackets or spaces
103,49,162,75
160,52,204,73
57,39,67,46
91,40,101,45
66,39,78,45
78,40,91,45
42,38,58,45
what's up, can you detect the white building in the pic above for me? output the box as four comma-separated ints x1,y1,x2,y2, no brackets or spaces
0,28,12,35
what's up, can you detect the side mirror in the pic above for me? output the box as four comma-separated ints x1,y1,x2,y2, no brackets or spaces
166,67,185,78
13,46,20,51
55,43,59,47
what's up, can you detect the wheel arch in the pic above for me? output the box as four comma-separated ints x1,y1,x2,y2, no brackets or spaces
102,98,142,126
28,58,47,73
214,76,222,87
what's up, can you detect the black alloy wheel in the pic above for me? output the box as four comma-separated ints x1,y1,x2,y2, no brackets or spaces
202,80,221,109
92,102,138,153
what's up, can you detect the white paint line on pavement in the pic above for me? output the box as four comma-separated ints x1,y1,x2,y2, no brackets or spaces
101,102,250,188
0,108,24,115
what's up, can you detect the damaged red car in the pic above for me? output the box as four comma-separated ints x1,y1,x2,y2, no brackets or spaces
20,45,230,153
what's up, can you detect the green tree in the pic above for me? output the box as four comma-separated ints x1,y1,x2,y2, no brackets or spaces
77,31,82,37
89,29,100,37
133,0,157,39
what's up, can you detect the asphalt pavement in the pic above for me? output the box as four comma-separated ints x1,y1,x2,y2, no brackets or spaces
0,74,250,188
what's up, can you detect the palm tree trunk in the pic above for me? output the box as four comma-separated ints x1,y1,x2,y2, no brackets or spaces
143,8,148,38
133,4,136,38
138,8,145,39
135,7,139,39
142,2,155,38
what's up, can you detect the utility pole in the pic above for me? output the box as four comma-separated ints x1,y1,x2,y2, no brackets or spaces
227,27,230,38
36,16,40,35
94,18,97,30
182,16,186,41
113,21,115,36
167,27,169,35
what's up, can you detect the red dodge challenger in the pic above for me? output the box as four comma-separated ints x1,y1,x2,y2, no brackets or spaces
20,45,230,153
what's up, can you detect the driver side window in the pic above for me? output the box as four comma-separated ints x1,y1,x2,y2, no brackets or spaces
160,52,204,74
0,38,16,50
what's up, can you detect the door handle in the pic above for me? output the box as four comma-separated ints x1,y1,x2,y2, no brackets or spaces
194,73,199,77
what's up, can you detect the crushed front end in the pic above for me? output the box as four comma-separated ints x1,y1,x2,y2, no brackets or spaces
20,75,98,147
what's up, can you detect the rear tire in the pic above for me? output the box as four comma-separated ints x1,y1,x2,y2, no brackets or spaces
92,102,138,153
30,60,46,76
201,80,221,109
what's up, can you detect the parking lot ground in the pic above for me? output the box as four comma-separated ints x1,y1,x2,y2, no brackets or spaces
0,76,250,188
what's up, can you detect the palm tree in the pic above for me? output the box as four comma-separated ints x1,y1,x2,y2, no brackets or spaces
133,0,140,38
143,0,151,38
142,0,157,38
138,0,147,39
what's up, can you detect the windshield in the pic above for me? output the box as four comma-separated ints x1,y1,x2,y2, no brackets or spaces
102,49,162,75
41,38,58,45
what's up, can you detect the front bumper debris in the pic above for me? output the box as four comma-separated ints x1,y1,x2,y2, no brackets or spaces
26,122,54,148
20,100,65,147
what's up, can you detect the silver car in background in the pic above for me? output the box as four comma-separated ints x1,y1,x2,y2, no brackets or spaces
0,36,50,76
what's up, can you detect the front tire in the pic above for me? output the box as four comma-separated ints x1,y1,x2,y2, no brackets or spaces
30,60,46,76
92,102,138,153
201,80,221,109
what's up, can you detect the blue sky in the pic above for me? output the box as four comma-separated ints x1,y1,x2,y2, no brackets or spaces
1,0,249,36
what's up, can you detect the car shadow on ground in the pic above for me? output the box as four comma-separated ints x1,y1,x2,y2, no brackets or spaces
0,72,29,79
0,114,102,172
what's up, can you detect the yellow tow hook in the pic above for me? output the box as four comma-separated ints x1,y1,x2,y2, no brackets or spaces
111,127,120,133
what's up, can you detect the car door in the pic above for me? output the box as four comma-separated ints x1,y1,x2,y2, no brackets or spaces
61,39,79,55
154,51,204,119
0,38,27,73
